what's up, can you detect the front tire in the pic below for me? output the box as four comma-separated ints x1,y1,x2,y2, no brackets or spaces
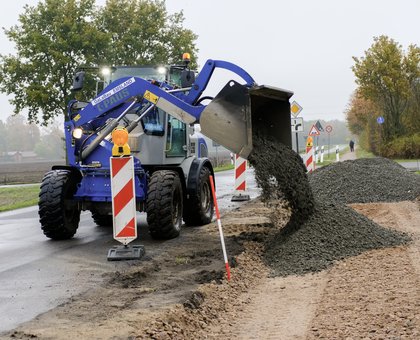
146,170,183,239
183,166,214,226
38,170,81,240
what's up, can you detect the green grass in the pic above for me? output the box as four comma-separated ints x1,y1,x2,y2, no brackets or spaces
0,185,39,212
393,158,420,163
356,148,375,159
213,163,235,172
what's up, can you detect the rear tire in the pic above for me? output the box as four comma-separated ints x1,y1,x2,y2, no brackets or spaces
91,212,113,227
38,170,81,240
183,166,214,226
146,170,183,239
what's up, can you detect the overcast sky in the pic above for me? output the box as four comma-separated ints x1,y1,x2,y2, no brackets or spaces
0,0,419,123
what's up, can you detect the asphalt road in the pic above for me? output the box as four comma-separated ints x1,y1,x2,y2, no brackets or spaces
0,169,259,333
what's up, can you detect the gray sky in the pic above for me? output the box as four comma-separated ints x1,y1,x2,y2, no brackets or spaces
0,0,419,123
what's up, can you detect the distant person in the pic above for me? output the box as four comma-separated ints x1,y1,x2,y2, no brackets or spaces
349,140,355,152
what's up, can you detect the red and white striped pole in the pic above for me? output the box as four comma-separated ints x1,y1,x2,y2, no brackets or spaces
209,175,231,281
231,154,250,201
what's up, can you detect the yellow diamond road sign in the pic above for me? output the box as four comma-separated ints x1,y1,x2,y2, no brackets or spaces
290,101,303,118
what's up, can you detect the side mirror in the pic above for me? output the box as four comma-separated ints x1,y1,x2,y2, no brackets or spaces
181,69,195,87
71,71,85,91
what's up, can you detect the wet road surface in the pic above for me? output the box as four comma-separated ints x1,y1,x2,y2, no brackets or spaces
0,169,259,333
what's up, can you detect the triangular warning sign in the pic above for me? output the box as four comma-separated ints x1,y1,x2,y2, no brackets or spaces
308,124,320,136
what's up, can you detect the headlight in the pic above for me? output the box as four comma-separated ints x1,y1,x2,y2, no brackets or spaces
72,127,83,139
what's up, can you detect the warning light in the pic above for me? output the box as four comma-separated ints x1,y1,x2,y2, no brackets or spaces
182,52,191,61
111,127,131,156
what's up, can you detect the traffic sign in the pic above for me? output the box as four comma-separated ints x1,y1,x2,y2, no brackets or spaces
290,101,303,118
315,120,324,132
377,116,385,124
308,124,320,136
291,117,304,132
325,125,333,133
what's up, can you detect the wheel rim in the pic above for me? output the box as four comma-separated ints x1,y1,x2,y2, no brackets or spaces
201,181,211,215
172,188,182,229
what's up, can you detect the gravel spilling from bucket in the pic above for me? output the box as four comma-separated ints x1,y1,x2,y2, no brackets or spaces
248,134,314,234
249,137,412,277
309,158,420,203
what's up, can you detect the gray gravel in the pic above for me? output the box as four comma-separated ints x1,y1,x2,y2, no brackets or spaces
264,202,411,277
249,138,413,277
309,157,420,203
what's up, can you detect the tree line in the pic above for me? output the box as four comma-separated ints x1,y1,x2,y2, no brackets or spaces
0,115,64,161
0,0,197,126
347,36,420,158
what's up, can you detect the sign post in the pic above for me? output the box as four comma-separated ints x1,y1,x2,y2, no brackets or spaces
290,101,303,153
377,116,385,156
325,125,333,158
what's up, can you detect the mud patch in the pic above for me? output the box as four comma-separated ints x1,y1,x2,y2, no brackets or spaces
194,270,225,284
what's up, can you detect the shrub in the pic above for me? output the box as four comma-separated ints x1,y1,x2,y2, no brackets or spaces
381,134,420,159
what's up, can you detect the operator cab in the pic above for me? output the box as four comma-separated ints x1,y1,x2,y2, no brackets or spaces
101,64,203,166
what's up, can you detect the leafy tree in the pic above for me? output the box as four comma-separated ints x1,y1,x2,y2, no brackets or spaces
352,36,419,140
345,90,379,136
0,0,108,126
97,0,198,66
404,45,420,135
0,0,198,126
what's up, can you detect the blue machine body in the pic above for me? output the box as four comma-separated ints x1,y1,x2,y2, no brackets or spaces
64,60,257,207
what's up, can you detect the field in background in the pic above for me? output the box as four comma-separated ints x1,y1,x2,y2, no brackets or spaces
0,161,64,185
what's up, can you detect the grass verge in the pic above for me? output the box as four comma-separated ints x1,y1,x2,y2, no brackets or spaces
214,163,234,172
0,185,39,212
356,148,375,159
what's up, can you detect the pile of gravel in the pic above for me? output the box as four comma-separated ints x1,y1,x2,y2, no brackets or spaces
264,201,411,277
249,137,412,277
309,158,420,203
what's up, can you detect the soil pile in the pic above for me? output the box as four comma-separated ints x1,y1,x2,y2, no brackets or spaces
249,138,411,277
309,157,420,203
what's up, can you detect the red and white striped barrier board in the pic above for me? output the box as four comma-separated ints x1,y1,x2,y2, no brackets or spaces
305,136,315,173
110,156,137,245
232,154,250,201
235,155,247,191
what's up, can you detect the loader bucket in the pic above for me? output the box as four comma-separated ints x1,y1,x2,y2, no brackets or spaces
200,80,293,159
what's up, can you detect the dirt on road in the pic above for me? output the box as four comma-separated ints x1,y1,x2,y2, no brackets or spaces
3,155,420,339
3,199,419,339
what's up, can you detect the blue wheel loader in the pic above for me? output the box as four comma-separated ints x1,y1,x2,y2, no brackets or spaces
38,56,293,240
